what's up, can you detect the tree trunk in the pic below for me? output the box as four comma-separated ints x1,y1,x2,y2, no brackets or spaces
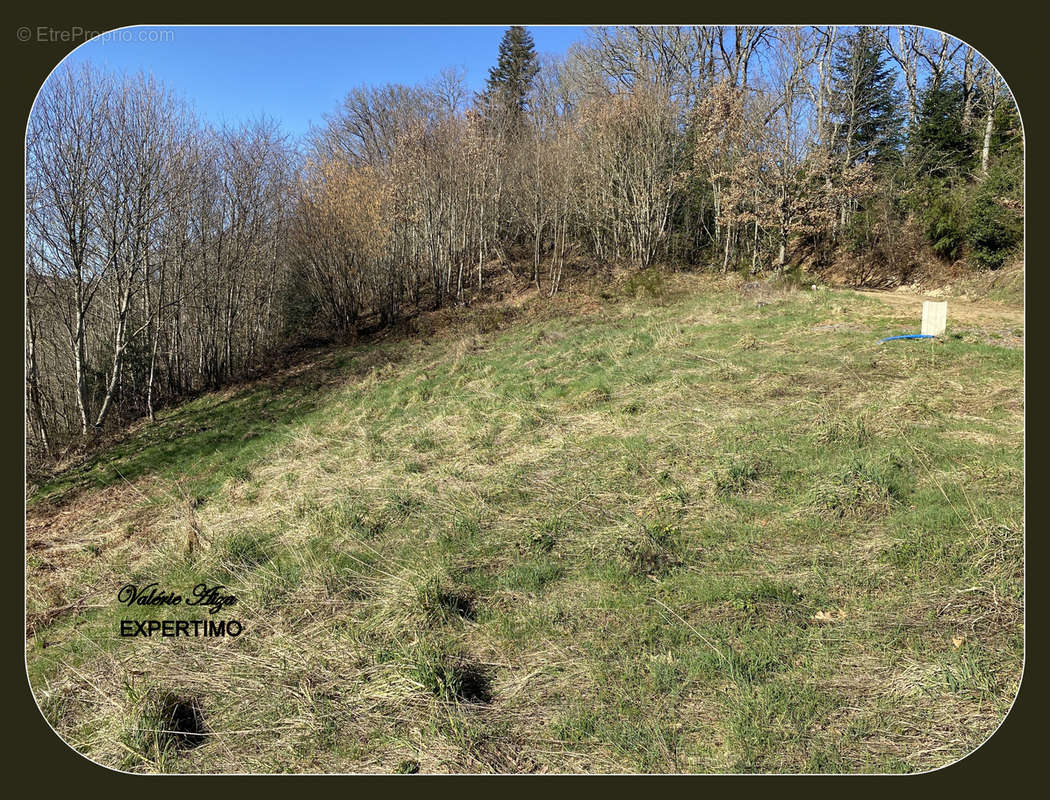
73,280,91,437
93,284,133,431
981,99,995,177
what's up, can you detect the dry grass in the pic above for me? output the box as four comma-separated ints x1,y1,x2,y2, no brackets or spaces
26,272,1023,773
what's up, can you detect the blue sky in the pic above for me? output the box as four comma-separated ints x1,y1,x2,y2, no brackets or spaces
57,25,588,139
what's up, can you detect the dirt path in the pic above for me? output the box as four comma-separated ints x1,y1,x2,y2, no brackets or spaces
853,289,1023,328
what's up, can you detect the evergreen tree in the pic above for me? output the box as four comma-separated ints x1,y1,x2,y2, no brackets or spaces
967,162,1023,268
829,27,903,168
966,100,1023,268
987,96,1024,173
482,26,540,122
910,81,977,178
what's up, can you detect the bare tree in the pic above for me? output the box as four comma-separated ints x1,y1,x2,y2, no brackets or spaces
27,64,112,435
25,29,1023,459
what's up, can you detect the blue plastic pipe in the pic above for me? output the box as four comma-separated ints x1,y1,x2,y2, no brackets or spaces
878,334,935,344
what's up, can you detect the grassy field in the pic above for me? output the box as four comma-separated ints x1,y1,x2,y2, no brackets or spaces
25,272,1024,774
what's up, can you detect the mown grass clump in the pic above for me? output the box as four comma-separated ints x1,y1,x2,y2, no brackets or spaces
815,413,874,448
220,528,276,570
523,517,561,554
809,451,912,518
714,455,770,496
573,382,613,409
502,560,564,594
620,521,684,577
732,580,803,616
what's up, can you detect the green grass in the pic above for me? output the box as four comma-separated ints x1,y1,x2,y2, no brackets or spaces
25,274,1023,773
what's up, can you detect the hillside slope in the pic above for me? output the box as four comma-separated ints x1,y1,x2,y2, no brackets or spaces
26,275,1024,774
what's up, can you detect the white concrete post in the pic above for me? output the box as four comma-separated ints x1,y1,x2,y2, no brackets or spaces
921,301,947,337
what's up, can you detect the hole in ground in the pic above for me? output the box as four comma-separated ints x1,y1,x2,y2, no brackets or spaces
452,661,493,704
438,590,476,620
420,654,494,705
156,693,207,750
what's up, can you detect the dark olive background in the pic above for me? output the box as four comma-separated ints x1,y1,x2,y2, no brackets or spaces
8,3,1040,786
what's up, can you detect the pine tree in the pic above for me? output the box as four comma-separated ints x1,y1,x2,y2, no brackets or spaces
910,81,978,178
482,26,540,123
829,28,903,168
